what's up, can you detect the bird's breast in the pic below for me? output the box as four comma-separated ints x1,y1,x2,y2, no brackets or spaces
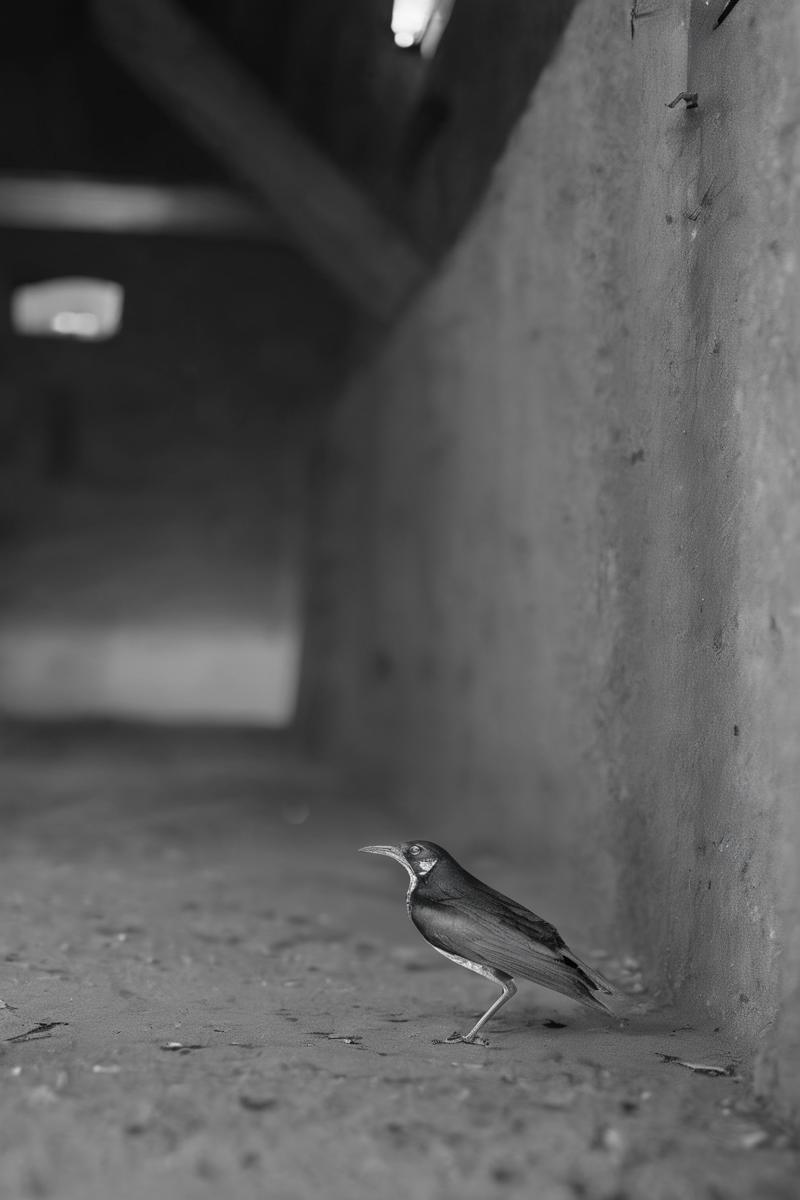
409,893,480,954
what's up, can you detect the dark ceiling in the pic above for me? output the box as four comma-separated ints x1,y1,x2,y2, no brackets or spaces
0,0,413,188
0,0,579,361
0,1,579,239
0,4,222,180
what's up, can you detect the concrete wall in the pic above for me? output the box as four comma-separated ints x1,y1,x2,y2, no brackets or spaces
301,0,800,1119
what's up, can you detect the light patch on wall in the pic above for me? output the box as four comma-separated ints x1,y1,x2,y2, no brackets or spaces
0,623,301,726
11,277,124,341
391,0,454,56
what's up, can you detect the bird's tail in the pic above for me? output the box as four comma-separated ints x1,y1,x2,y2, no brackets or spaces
560,951,616,1012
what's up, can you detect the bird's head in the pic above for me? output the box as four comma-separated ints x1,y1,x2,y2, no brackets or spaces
359,840,447,883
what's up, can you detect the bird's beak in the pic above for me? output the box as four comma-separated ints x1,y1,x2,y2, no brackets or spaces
359,844,405,864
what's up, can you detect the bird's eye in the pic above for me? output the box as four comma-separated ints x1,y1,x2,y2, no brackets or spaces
409,844,422,855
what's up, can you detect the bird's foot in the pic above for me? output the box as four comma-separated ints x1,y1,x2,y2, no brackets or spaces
443,1030,489,1046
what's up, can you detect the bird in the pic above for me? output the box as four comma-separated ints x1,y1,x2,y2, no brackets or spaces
360,840,615,1044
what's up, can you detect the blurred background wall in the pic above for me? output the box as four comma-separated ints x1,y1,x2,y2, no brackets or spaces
0,235,343,722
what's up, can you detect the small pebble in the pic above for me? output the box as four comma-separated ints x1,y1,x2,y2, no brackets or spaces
600,1126,625,1155
239,1095,278,1112
740,1130,770,1150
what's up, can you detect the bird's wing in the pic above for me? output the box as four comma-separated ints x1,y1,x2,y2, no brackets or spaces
413,890,613,1010
457,872,614,994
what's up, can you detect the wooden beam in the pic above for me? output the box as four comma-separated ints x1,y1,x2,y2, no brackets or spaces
0,175,278,238
90,0,427,320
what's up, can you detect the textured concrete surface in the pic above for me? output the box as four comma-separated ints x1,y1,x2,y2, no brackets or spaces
302,0,800,1119
0,725,797,1200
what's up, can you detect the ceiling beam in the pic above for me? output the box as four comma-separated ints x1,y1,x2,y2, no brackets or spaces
90,0,427,320
0,175,278,238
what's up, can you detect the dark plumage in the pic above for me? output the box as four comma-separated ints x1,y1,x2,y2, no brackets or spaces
360,840,614,1044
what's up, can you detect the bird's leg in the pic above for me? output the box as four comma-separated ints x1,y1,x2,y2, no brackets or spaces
445,972,517,1046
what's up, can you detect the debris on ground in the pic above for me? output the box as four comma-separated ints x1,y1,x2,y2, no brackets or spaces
656,1052,739,1077
0,730,796,1200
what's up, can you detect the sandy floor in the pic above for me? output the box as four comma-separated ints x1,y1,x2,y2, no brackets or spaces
0,723,797,1200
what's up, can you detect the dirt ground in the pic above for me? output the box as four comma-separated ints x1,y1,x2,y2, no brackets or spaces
0,723,797,1200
